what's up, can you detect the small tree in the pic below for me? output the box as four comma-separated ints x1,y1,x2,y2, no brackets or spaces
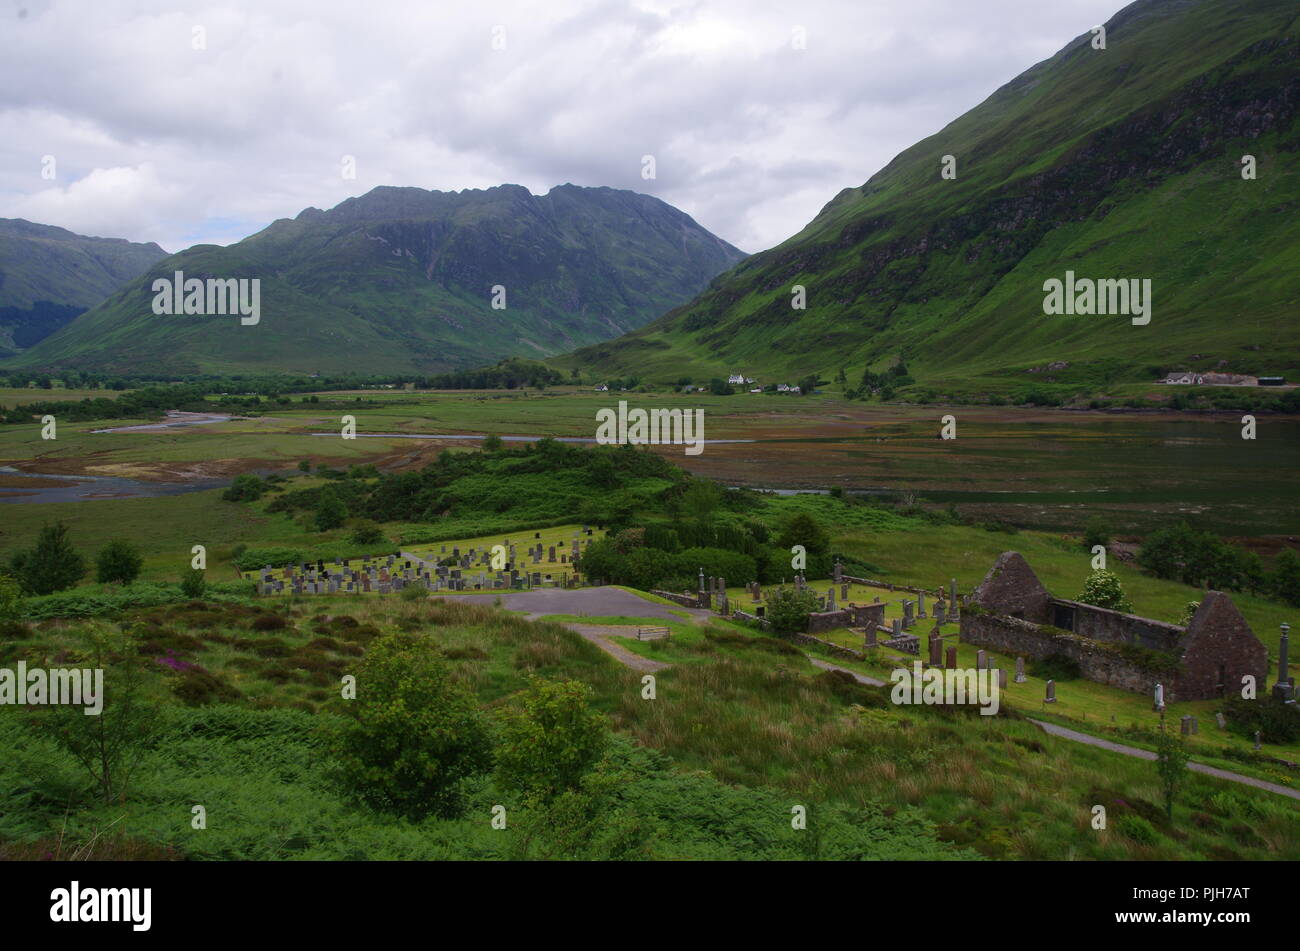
297,459,312,473
482,433,503,452
495,677,608,803
35,626,162,804
96,539,143,585
1077,569,1133,613
766,586,820,635
778,512,830,555
349,519,385,545
0,572,24,620
330,633,491,818
1082,517,1111,551
8,521,86,595
1154,718,1189,820
222,473,264,502
314,487,348,531
179,568,207,599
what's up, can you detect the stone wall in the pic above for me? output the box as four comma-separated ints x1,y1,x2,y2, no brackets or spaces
1050,598,1183,651
789,632,866,661
806,602,886,634
651,589,705,609
960,613,1164,696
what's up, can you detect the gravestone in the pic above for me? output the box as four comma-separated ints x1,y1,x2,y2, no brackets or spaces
1153,683,1165,712
997,668,1007,689
1045,680,1056,703
945,645,957,669
841,583,848,602
864,626,877,648
928,634,942,667
1014,656,1026,683
891,618,902,636
917,592,926,619
1215,712,1226,730
934,602,946,625
975,649,986,670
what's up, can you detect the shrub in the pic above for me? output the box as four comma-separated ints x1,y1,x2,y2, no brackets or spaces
495,677,608,802
0,573,24,621
1222,695,1300,745
8,521,86,595
1082,517,1111,550
96,539,144,585
1077,569,1133,613
766,586,820,635
349,519,385,545
329,633,491,818
777,513,829,555
223,473,265,502
180,568,207,600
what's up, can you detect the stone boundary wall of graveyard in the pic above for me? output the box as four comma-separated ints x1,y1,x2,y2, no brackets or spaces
959,609,1174,696
651,589,708,610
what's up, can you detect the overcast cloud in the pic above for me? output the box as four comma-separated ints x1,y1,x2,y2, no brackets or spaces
0,0,1126,254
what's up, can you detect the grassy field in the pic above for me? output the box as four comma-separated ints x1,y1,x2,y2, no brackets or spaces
2,596,1294,861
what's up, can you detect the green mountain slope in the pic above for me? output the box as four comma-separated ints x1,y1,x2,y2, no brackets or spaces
562,0,1300,396
0,219,166,356
8,184,744,376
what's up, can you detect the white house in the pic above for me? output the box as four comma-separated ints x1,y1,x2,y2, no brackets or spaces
776,383,790,392
727,373,745,385
594,383,609,392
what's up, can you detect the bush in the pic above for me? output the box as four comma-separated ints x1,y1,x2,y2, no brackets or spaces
766,586,820,635
223,473,265,502
96,539,144,585
777,513,829,555
495,677,608,802
329,633,491,819
1076,569,1133,613
8,521,86,595
1222,695,1300,745
349,519,385,545
180,568,207,600
314,487,348,532
0,573,24,621
1082,517,1111,550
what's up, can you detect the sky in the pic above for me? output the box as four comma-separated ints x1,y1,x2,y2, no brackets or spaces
1,0,1128,254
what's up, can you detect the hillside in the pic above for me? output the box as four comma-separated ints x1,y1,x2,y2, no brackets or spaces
560,0,1300,398
7,184,745,376
0,219,166,357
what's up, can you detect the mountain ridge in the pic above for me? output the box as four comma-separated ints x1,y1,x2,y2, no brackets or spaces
7,184,744,375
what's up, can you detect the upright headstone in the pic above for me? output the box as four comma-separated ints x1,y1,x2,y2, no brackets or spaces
1045,680,1057,704
1215,712,1227,730
997,668,1007,689
1153,682,1165,712
1180,715,1193,736
928,633,942,667
1014,656,1026,683
945,645,957,669
975,649,986,670
917,591,926,619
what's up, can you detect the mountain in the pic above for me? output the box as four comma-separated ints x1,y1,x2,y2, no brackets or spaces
561,0,1300,397
0,219,166,357
8,185,745,375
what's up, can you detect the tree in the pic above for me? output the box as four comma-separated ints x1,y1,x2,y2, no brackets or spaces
297,459,312,473
1082,517,1111,551
1077,569,1133,613
679,480,722,527
778,512,829,555
35,626,162,804
222,473,264,502
95,539,143,585
495,677,608,802
180,567,206,599
797,374,819,395
0,572,24,620
314,487,348,531
1271,549,1300,607
766,586,820,635
1154,718,1189,820
482,433,503,452
349,519,385,545
330,633,491,818
8,521,86,595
